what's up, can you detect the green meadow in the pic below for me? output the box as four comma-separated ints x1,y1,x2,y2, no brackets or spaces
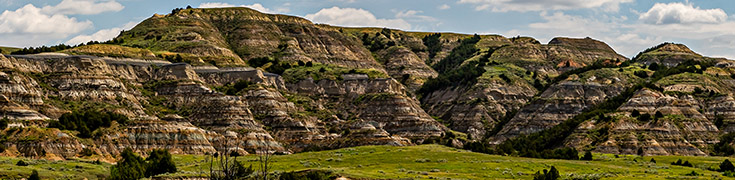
2,144,735,179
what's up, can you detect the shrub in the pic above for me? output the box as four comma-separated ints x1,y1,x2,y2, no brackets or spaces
109,148,146,180
16,160,29,166
684,171,699,176
214,80,254,96
145,149,177,177
713,133,735,156
721,159,734,172
650,158,656,163
631,110,640,117
682,161,693,167
533,166,560,180
638,114,651,121
0,117,8,130
581,151,593,160
634,71,649,78
28,170,40,180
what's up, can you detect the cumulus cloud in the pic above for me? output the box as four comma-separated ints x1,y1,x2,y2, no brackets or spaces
438,4,451,10
458,0,633,12
41,0,123,15
0,4,92,35
639,2,728,25
305,7,412,30
198,2,287,13
65,21,137,45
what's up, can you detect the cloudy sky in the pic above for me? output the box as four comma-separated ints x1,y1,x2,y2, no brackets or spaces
0,0,733,59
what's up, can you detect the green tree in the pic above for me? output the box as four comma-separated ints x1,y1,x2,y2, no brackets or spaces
145,149,177,177
581,151,593,160
110,148,147,180
721,159,735,172
631,110,640,117
28,170,40,180
0,117,8,130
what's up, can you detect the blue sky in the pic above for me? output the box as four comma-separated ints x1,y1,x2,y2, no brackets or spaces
0,0,733,59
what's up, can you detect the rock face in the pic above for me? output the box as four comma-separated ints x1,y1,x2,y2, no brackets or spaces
0,51,446,159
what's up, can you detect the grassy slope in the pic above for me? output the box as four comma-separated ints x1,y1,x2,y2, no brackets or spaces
0,46,20,54
167,145,730,179
1,144,732,179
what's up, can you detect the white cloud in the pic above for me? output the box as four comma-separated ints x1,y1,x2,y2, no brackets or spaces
438,4,451,10
305,7,412,30
639,2,728,25
198,2,287,14
41,0,123,15
65,21,137,45
0,4,92,35
458,0,633,12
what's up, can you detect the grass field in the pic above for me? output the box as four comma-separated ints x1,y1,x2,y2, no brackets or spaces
2,144,734,179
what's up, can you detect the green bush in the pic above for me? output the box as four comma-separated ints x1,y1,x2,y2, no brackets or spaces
713,133,735,156
0,117,8,130
423,33,442,59
110,148,147,180
214,80,254,96
581,151,593,160
145,149,177,177
533,166,560,180
28,170,40,180
721,159,734,172
49,110,128,138
16,160,28,166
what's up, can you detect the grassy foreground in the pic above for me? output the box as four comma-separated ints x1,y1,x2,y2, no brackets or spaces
2,144,735,179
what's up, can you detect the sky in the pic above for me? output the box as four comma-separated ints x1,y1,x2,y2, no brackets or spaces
0,0,733,59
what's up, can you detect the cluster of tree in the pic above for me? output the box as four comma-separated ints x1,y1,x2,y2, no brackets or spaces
214,80,254,96
11,44,76,55
109,148,177,180
359,28,397,52
171,5,193,14
48,110,129,138
712,133,735,156
422,33,442,59
417,44,493,98
247,57,293,74
671,159,694,167
431,34,481,73
634,70,649,78
651,59,715,80
630,110,665,121
538,60,619,92
632,42,675,60
533,166,560,180
158,54,184,63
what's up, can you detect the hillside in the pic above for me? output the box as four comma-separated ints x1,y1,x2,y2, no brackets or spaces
1,6,735,176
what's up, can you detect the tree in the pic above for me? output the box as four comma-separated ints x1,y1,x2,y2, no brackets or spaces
654,111,664,119
638,114,651,121
650,158,656,163
533,166,560,180
581,151,593,160
209,139,254,180
16,160,28,166
721,159,735,172
0,117,8,130
28,170,40,180
631,110,640,117
648,63,660,71
256,134,275,180
145,149,177,177
110,148,147,180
